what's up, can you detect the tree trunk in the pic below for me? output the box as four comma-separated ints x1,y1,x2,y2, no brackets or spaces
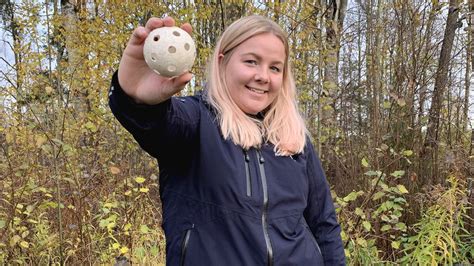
463,0,474,133
364,0,383,168
320,0,347,153
421,0,460,186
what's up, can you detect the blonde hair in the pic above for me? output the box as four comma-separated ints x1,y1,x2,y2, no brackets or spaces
206,15,307,156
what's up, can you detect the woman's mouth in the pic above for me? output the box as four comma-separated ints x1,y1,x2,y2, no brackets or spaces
246,86,267,94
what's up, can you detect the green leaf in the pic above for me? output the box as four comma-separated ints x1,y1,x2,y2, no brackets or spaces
323,80,337,90
362,221,372,232
135,246,146,259
372,191,385,201
380,182,389,191
385,201,394,210
402,150,413,156
365,170,379,176
140,224,149,234
381,214,390,222
395,222,407,231
103,202,115,209
112,243,120,249
150,245,159,256
361,158,369,168
355,208,364,217
343,191,361,202
381,224,392,231
397,184,409,194
390,170,405,178
25,205,34,214
84,121,97,133
99,219,108,228
0,220,5,229
391,241,400,249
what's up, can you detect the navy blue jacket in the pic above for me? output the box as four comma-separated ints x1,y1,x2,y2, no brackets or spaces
109,72,345,265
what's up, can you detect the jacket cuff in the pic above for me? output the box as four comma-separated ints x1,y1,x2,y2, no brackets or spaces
108,70,171,117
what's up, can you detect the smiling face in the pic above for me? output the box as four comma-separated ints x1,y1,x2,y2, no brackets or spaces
222,33,286,115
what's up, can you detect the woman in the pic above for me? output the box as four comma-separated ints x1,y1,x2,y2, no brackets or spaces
109,15,345,265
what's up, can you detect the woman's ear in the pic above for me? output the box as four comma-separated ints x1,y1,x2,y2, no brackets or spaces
218,53,224,64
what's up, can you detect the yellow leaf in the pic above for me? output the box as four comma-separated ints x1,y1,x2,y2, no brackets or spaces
19,241,29,248
391,241,400,249
139,187,149,193
397,184,409,194
5,132,14,144
10,235,20,247
35,135,47,148
110,166,121,175
344,249,351,258
135,176,146,184
112,243,120,249
120,246,129,254
107,222,116,230
356,238,367,247
361,158,369,168
124,190,132,196
397,98,406,107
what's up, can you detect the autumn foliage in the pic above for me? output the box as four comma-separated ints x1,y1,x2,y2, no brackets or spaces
0,1,472,264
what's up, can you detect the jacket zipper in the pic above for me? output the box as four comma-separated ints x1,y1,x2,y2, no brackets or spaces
180,226,193,266
303,219,322,256
257,150,274,266
243,150,252,197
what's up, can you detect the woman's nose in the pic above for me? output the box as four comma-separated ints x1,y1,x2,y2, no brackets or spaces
255,68,269,83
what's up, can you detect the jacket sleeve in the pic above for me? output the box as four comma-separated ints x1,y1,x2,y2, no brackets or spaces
108,71,199,162
303,141,346,265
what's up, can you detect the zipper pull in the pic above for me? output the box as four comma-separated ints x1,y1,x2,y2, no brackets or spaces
257,150,265,163
243,150,250,162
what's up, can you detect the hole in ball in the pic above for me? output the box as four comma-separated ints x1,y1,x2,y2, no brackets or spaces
153,35,160,42
184,43,190,51
168,65,176,72
168,46,176,53
173,31,180,36
151,53,158,61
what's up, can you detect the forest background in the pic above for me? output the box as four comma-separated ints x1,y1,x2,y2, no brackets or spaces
0,0,473,265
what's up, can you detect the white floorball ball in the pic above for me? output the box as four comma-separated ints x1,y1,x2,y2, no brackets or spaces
143,26,196,77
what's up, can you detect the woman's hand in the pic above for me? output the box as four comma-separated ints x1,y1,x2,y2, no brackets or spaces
117,17,193,105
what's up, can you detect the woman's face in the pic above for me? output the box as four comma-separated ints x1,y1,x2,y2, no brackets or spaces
223,33,285,115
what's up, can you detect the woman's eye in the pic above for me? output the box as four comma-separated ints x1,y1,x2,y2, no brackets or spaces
271,66,281,72
244,60,257,65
